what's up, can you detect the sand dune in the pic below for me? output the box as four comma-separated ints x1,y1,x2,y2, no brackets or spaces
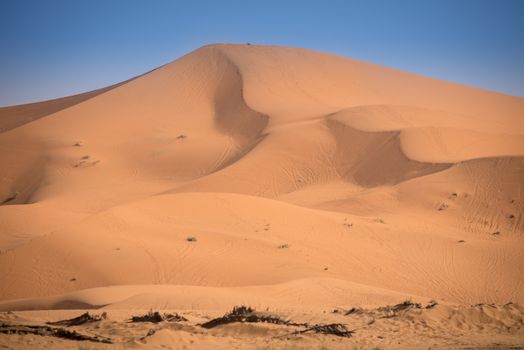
0,82,125,133
1,44,523,349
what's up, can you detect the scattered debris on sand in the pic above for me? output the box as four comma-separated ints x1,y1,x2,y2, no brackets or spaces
343,218,353,228
200,306,297,329
130,310,187,323
293,323,353,337
345,307,365,315
140,328,157,341
376,300,422,317
47,312,107,327
344,300,438,319
0,322,112,343
200,305,352,337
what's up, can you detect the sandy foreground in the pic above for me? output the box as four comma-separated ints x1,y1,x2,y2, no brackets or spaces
0,44,523,349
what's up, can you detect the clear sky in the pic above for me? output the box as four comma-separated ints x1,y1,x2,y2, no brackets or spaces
1,0,523,106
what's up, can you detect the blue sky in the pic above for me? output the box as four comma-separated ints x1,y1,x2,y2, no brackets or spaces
1,0,523,106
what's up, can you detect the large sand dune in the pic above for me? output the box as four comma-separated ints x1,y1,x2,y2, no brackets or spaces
0,44,523,349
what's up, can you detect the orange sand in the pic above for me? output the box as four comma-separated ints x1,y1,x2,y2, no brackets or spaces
0,44,523,349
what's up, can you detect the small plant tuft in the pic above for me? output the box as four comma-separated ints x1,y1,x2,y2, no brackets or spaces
426,300,438,309
2,191,19,204
438,203,449,211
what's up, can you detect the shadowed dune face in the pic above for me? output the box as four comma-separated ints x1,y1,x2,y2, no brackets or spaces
331,104,524,162
326,119,451,187
210,51,269,170
212,51,268,144
0,44,523,321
